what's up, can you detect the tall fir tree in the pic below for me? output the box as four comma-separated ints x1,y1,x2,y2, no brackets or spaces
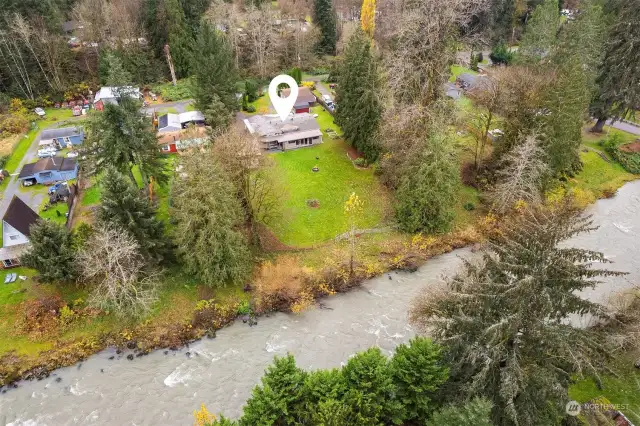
165,0,194,78
100,51,133,87
192,23,237,132
171,151,252,287
21,220,77,283
335,28,382,162
313,0,337,55
394,132,459,234
98,167,171,265
410,204,625,425
85,97,167,186
589,0,640,132
517,0,559,63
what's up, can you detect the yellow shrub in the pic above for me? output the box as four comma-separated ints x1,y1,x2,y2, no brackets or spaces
301,81,316,89
194,403,215,426
254,256,312,313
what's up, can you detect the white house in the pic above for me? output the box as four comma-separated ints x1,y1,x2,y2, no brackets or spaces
0,196,40,268
157,111,206,133
243,113,323,151
94,86,141,111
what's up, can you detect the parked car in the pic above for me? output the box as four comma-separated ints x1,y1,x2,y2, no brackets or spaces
22,178,36,187
38,148,57,158
66,151,79,158
34,107,46,117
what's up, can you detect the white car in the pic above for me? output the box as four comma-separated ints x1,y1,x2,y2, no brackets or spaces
66,151,79,158
34,107,46,117
38,148,57,158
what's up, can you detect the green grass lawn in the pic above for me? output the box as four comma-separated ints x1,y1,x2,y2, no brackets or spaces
268,107,388,247
248,94,271,114
152,78,193,102
449,64,478,82
569,353,640,424
40,199,69,225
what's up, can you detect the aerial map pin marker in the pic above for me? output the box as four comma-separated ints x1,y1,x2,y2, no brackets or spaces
269,74,299,122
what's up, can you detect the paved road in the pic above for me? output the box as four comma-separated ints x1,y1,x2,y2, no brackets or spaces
607,119,640,136
142,99,195,116
0,118,84,219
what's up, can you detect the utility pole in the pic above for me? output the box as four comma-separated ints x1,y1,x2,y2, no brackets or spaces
164,44,177,86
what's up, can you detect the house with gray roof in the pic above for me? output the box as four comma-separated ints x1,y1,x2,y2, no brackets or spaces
0,196,40,268
243,113,323,151
18,157,79,185
39,127,84,149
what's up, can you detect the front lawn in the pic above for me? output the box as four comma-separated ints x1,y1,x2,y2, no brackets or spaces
569,353,640,424
268,136,389,247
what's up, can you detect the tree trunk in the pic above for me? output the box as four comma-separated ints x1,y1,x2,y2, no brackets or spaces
591,117,606,133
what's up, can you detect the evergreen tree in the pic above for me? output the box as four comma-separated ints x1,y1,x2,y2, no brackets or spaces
21,220,77,283
395,132,459,234
98,167,171,265
517,0,559,63
335,28,382,162
590,0,640,132
389,337,449,422
165,0,194,78
410,204,625,425
313,0,337,55
171,151,252,287
426,398,494,426
342,348,403,425
100,51,133,87
192,22,237,132
240,355,308,425
84,97,167,186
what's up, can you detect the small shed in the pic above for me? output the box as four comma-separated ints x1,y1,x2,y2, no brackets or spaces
281,87,317,114
39,127,84,149
456,73,478,90
18,157,79,185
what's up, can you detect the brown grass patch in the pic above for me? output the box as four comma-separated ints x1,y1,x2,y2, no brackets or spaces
0,134,20,156
619,141,640,154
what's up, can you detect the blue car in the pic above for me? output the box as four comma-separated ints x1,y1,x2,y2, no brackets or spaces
48,182,65,194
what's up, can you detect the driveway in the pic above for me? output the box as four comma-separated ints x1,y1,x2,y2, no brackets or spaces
607,119,640,136
142,99,195,116
0,117,83,219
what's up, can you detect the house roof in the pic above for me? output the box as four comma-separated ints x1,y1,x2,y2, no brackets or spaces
243,113,321,142
3,196,40,238
281,87,316,105
157,127,208,144
40,127,83,141
18,157,77,179
457,73,478,85
158,113,181,130
278,129,323,143
179,111,205,123
94,86,141,103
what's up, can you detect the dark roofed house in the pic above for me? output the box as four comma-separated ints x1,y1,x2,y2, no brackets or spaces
0,196,40,268
18,157,79,185
281,87,316,114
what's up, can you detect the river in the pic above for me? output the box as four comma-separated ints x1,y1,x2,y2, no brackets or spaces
2,180,639,426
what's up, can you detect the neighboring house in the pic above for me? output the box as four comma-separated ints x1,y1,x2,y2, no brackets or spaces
0,196,40,268
157,111,206,133
94,86,142,111
39,127,84,149
244,113,323,151
281,87,316,114
158,127,209,153
18,157,79,185
456,73,479,91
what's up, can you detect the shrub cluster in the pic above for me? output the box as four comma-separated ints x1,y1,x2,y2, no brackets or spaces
200,338,493,425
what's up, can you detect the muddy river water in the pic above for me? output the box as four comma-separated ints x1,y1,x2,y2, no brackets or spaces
1,180,639,425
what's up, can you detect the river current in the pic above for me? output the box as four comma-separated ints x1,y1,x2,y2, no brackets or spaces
2,180,639,425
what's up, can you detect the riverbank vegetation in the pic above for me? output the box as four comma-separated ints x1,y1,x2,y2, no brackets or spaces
0,0,639,423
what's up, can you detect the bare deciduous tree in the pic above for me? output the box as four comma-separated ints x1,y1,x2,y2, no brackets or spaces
244,5,281,78
212,126,283,238
487,133,549,214
78,225,160,317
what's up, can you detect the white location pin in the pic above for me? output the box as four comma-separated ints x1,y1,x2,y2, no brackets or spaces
269,74,299,122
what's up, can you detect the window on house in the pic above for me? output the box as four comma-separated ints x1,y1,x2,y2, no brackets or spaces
9,235,19,241
3,259,14,267
296,141,300,146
